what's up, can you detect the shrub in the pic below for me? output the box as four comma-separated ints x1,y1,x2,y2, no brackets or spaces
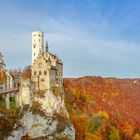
88,117,103,133
80,94,96,105
0,107,23,139
55,112,69,133
10,97,16,109
51,85,62,97
0,98,5,109
109,126,120,140
30,101,46,117
115,112,121,120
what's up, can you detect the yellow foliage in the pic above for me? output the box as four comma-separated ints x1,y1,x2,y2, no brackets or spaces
85,132,102,140
98,110,109,120
133,133,140,140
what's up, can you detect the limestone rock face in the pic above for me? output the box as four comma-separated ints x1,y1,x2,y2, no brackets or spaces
35,90,65,115
16,79,33,107
7,90,75,140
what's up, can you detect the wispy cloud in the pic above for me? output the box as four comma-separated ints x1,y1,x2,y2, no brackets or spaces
42,15,140,78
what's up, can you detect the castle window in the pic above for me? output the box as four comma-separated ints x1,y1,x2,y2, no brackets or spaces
44,71,47,75
41,78,45,82
34,53,35,56
34,45,36,48
39,71,42,75
34,71,36,75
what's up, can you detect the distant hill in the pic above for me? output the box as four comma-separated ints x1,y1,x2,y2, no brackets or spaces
64,76,140,140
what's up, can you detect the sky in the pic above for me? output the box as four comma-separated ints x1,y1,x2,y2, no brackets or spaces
0,0,140,78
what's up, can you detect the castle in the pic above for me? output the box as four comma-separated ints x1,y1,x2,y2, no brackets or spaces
0,30,63,109
31,31,63,91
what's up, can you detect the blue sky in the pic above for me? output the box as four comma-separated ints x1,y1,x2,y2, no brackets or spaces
0,0,140,78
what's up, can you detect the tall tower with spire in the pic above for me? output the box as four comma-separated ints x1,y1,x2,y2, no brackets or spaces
31,31,63,91
32,31,44,64
0,52,6,70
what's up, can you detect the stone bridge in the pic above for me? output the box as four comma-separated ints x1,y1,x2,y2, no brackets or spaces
0,87,19,110
0,87,19,94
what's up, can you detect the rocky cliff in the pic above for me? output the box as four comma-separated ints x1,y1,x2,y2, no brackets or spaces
6,87,75,140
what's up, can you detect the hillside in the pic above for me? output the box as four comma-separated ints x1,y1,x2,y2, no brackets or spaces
64,76,140,140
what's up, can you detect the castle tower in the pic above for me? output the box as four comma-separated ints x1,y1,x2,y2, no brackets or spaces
32,31,44,64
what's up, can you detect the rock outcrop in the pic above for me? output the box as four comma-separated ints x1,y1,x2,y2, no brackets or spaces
7,88,75,140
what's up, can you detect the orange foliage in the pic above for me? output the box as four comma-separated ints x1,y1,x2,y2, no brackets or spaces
21,134,31,140
85,132,102,140
122,120,133,135
21,69,31,79
70,113,87,140
31,101,46,117
0,70,6,83
63,136,71,140
64,76,140,139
